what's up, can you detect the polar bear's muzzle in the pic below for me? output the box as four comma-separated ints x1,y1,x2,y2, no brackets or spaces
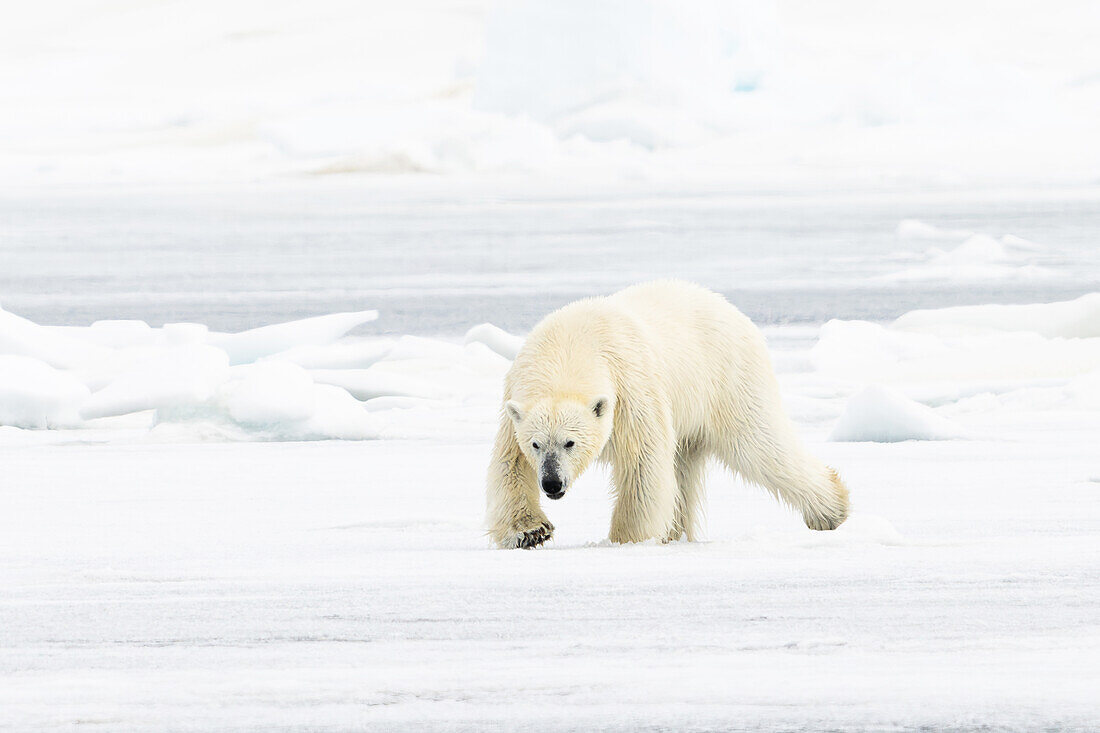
542,477,565,499
540,454,567,500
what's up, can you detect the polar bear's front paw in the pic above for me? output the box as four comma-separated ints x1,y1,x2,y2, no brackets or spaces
511,520,554,549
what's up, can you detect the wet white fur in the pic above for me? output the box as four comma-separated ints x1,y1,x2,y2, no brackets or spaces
486,280,849,548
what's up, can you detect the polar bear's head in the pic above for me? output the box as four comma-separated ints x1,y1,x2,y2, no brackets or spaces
505,395,613,500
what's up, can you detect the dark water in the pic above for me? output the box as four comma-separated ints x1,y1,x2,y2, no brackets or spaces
2,182,1098,335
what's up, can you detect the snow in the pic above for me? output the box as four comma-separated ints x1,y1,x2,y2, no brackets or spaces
895,292,1100,338
208,309,378,365
464,322,525,360
262,339,394,370
474,0,771,150
4,1,1100,188
828,385,968,442
2,0,1098,719
79,344,230,420
0,355,89,429
2,435,1097,731
0,306,109,369
3,271,1098,446
810,311,1100,388
2,273,1099,728
310,368,453,402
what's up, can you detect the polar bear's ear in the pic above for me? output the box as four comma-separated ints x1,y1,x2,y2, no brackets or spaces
505,400,525,424
590,395,610,418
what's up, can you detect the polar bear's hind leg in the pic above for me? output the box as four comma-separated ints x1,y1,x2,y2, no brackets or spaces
718,417,849,532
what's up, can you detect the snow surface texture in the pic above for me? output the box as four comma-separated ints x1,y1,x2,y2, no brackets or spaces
3,1,1100,188
3,280,1100,728
3,437,1097,732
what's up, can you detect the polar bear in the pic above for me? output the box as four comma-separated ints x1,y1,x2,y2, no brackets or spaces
486,280,849,549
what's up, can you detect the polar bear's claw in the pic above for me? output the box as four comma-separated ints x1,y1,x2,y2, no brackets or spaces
516,521,554,549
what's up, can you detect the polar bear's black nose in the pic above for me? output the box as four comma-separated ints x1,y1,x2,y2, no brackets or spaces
541,477,563,497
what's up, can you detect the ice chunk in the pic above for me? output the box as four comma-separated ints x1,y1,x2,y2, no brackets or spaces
87,320,156,348
209,310,379,365
362,395,434,411
894,293,1100,338
928,234,1010,266
810,319,949,379
464,323,523,361
213,362,378,440
311,368,451,401
80,344,230,420
828,385,968,442
0,355,90,429
49,320,158,349
0,306,110,369
298,384,379,440
162,323,210,345
811,316,1100,385
882,228,1052,283
220,362,317,426
151,361,380,441
384,335,467,362
262,338,394,370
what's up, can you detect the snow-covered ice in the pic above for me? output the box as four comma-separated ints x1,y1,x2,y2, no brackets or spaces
895,292,1100,338
1,162,1099,732
4,1,1100,188
3,0,1100,724
7,278,1090,445
2,263,1099,728
2,431,1097,730
878,232,1055,282
0,305,395,442
827,385,969,442
210,310,378,365
0,355,89,429
464,323,524,361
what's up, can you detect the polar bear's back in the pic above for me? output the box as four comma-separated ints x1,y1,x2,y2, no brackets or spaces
608,279,750,337
606,280,771,424
608,280,766,366
511,280,772,425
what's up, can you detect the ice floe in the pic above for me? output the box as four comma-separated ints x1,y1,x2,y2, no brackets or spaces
3,285,1098,445
828,385,969,442
881,228,1054,282
0,305,476,440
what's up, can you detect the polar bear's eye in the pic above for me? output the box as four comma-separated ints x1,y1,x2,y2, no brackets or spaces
532,442,540,451
564,440,575,449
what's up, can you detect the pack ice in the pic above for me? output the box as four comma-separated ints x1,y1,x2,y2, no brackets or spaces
0,307,509,441
2,289,1098,444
